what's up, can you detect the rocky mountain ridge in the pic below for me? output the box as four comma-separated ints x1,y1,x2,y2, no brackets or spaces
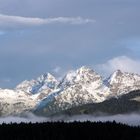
0,66,140,116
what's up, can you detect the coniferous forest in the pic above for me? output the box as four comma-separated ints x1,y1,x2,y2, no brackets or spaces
0,122,140,140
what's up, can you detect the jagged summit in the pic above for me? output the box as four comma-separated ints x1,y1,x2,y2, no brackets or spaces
76,66,94,73
36,73,58,89
107,70,140,95
76,66,99,77
59,66,101,89
107,69,123,85
1,66,140,116
113,69,123,76
37,73,57,84
16,73,58,94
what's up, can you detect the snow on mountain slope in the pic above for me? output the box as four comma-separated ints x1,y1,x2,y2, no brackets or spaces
0,66,140,116
106,70,140,96
15,80,37,93
16,73,58,95
59,66,105,90
36,67,111,114
59,66,110,99
0,89,37,116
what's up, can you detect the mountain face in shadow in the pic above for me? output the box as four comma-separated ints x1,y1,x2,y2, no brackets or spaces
35,90,140,117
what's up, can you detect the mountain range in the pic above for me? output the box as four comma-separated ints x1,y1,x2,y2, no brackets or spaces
0,66,140,117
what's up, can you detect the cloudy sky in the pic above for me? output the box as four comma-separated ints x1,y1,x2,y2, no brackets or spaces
0,0,140,88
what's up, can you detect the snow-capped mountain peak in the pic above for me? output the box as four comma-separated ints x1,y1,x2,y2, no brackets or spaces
16,73,58,94
75,66,102,85
59,70,77,88
36,73,58,89
59,66,102,89
76,66,93,73
37,73,57,84
2,66,140,116
15,80,37,93
106,70,140,95
35,68,140,115
107,69,123,85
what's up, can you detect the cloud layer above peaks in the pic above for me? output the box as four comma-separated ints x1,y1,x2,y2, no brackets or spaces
97,56,140,75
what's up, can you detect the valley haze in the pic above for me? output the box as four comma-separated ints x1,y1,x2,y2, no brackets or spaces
1,113,140,126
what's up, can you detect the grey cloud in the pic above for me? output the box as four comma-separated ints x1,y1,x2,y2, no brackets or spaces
0,14,95,30
96,56,140,76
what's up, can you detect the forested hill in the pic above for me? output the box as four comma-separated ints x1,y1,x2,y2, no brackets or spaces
0,122,140,140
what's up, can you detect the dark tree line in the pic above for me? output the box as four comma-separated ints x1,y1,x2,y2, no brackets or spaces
0,121,140,140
